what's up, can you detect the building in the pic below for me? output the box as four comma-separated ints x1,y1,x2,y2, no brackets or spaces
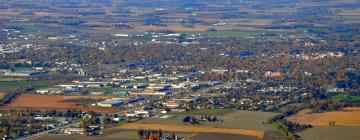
0,69,11,74
264,71,282,78
64,128,85,135
130,90,170,96
211,69,228,74
164,100,180,108
97,98,124,107
4,71,47,77
36,87,80,95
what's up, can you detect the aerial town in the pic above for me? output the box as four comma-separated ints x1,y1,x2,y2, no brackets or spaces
0,0,360,140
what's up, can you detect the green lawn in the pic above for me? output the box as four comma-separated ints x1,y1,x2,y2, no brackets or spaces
332,94,360,102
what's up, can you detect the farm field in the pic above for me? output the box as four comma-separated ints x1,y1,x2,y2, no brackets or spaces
100,110,281,140
30,135,129,140
286,107,360,126
32,132,260,140
116,123,265,139
2,94,119,113
139,110,278,130
0,80,59,93
170,109,235,115
297,126,360,140
182,29,283,37
188,132,258,140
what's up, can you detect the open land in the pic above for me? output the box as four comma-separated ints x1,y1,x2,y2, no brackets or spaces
0,80,59,93
287,107,360,140
287,107,360,126
2,94,119,113
297,126,360,140
98,110,280,139
141,110,278,130
117,123,264,138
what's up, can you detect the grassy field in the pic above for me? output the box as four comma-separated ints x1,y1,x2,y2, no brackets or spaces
287,107,360,126
332,94,360,102
298,126,360,140
0,80,59,93
169,109,235,115
98,110,279,140
182,29,283,37
117,123,265,138
188,132,258,140
101,130,139,139
32,132,259,140
139,110,278,131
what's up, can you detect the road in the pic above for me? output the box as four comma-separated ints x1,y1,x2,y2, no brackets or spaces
19,89,181,139
17,122,79,140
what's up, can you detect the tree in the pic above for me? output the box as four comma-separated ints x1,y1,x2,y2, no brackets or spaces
158,129,163,137
212,116,218,122
137,128,144,138
183,116,191,123
207,115,212,121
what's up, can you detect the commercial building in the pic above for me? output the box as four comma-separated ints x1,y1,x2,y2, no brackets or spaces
97,98,124,107
4,71,47,77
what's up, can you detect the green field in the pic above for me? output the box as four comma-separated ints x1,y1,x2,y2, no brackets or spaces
0,80,59,92
183,29,283,37
332,94,360,102
170,109,235,115
99,110,281,140
138,110,278,131
298,126,360,140
102,130,138,139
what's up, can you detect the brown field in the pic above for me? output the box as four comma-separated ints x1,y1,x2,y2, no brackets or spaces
287,107,360,126
2,94,119,113
116,123,265,139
